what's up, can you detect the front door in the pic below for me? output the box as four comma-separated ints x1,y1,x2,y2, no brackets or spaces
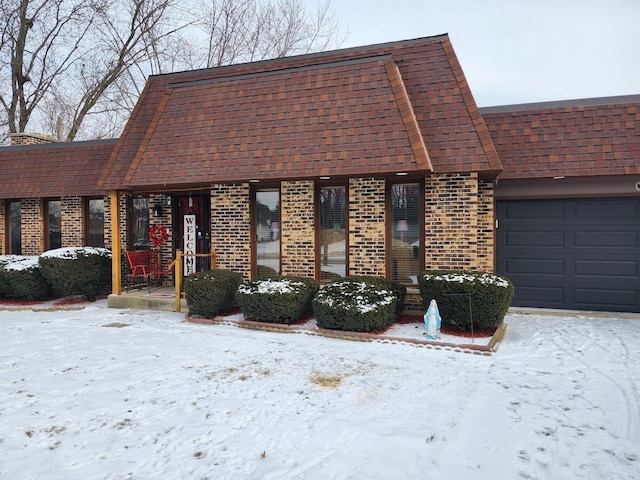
174,194,211,275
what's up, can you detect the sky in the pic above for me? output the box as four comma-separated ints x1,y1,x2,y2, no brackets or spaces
313,0,640,107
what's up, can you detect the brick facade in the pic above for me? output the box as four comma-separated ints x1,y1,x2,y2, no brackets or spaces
0,200,4,255
281,180,315,278
348,177,387,277
477,180,495,272
21,198,43,255
61,196,83,247
210,184,251,279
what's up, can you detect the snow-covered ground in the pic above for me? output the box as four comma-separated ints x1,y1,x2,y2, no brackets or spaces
1,301,639,480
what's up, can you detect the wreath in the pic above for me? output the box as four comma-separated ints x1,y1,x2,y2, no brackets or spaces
149,225,168,248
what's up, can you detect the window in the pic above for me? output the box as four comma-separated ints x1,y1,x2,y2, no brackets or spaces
86,198,105,247
7,201,21,254
129,196,150,250
318,185,347,281
254,189,280,277
45,199,61,250
390,183,422,285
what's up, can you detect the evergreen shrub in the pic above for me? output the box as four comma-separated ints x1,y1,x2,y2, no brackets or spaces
0,256,19,297
39,247,112,299
312,277,399,333
184,269,243,317
4,256,51,300
236,275,319,324
418,270,514,331
342,275,407,312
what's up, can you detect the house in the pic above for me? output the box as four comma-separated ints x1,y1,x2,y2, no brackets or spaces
483,95,640,312
1,35,638,313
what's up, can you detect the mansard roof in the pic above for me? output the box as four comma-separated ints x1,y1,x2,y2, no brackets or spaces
99,34,502,190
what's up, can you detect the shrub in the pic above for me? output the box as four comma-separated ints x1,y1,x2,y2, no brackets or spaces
312,277,399,333
39,247,112,300
418,270,514,331
184,270,244,317
236,275,319,324
342,275,407,313
0,256,20,297
4,256,51,300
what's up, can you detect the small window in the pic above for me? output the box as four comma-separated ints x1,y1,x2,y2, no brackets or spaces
129,196,150,250
254,189,280,277
390,183,422,285
7,201,21,254
318,185,347,281
45,199,62,250
86,198,105,247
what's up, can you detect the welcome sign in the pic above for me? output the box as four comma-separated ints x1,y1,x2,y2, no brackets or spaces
183,215,196,275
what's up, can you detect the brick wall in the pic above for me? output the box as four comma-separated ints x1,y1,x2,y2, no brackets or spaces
149,193,173,284
21,198,43,255
348,177,386,276
61,196,84,247
211,184,251,279
281,180,315,277
424,173,482,271
477,180,495,272
0,200,4,255
9,133,59,146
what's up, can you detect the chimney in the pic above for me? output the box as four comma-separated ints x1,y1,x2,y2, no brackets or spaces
9,132,60,146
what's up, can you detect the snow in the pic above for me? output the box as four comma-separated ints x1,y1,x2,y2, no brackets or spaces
1,302,639,480
39,247,111,260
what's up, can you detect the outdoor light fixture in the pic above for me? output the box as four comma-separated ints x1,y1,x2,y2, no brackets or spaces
165,194,172,206
152,202,163,217
396,172,408,176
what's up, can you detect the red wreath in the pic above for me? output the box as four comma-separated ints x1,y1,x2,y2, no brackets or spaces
149,225,168,248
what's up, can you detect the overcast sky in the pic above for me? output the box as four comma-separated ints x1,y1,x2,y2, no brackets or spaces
314,0,639,107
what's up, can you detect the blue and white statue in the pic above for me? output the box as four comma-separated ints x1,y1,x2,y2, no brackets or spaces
424,299,441,340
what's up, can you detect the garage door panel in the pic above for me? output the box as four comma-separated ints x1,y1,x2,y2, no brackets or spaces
506,231,565,247
497,198,640,312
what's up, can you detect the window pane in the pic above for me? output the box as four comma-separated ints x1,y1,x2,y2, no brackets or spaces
47,200,62,250
87,199,105,247
9,201,21,254
256,190,280,277
391,184,420,285
319,186,346,281
131,197,150,250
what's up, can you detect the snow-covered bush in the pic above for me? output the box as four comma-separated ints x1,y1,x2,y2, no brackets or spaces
39,247,112,300
0,256,19,297
341,275,407,313
418,270,514,331
184,270,244,318
312,277,399,333
236,276,319,324
1,256,51,300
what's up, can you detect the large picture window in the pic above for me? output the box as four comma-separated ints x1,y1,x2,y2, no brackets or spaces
129,196,150,250
8,201,21,254
318,186,347,281
390,183,422,285
254,189,280,277
86,198,105,248
45,199,62,250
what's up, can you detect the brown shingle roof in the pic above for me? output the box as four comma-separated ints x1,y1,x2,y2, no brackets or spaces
99,35,501,190
0,139,116,198
482,96,640,180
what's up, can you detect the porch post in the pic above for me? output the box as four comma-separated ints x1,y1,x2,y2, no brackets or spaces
110,190,122,295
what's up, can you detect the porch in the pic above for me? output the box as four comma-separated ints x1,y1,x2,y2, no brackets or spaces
107,286,188,312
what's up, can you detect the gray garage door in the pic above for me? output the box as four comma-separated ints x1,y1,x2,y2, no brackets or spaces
496,198,640,312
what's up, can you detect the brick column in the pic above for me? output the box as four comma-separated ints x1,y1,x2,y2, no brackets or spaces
281,180,315,278
477,180,495,272
348,177,386,277
0,200,5,255
211,183,251,279
61,196,84,247
21,198,43,255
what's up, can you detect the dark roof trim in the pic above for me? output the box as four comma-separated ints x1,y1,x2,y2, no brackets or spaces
0,138,117,152
480,94,640,114
168,55,394,89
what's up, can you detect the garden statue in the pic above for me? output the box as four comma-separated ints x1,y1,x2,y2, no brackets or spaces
424,299,441,340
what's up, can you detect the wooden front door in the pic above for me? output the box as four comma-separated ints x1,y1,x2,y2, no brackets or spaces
174,194,211,275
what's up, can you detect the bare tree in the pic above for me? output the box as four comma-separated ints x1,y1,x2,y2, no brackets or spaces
0,0,346,143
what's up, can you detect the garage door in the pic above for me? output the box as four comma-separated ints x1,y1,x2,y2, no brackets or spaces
496,198,640,312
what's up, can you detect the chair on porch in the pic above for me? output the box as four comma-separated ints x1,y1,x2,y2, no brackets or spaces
125,249,175,293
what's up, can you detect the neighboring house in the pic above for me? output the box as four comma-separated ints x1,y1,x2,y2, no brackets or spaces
483,95,640,312
0,135,116,255
1,35,638,313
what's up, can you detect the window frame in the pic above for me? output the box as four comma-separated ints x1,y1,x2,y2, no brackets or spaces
315,183,348,282
85,197,105,248
6,200,21,254
44,198,62,251
386,179,425,286
251,186,281,278
127,195,151,250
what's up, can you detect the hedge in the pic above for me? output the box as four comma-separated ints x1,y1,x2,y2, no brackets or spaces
184,270,244,317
